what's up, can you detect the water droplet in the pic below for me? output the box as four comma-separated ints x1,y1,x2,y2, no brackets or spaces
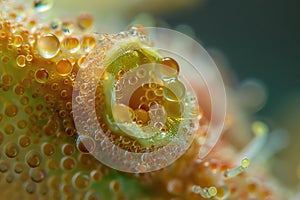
56,58,73,76
136,67,146,78
5,104,18,117
81,35,96,52
14,162,24,174
6,173,14,183
61,156,76,170
149,104,167,122
109,180,121,192
215,185,230,199
241,158,250,168
51,82,59,91
159,57,179,74
58,110,66,118
62,143,75,155
0,161,9,172
136,164,147,173
78,55,87,66
134,109,149,125
42,142,55,156
13,35,23,47
19,96,29,105
1,56,10,64
154,87,163,96
36,33,60,59
77,13,94,31
90,170,103,181
26,54,33,61
16,55,26,67
50,18,61,30
4,124,15,135
84,191,100,200
33,0,53,12
65,127,75,136
72,172,90,190
14,85,25,95
5,142,19,158
163,80,186,102
7,43,14,51
67,56,76,65
76,135,95,153
35,68,49,83
25,182,37,193
63,36,80,53
66,102,72,110
19,135,31,147
252,121,268,136
153,121,164,130
26,150,42,168
145,89,156,100
44,117,59,137
30,168,46,183
61,21,74,35
113,104,135,123
2,74,13,85
17,120,28,129
79,83,90,95
128,76,138,85
28,34,36,44
60,89,69,98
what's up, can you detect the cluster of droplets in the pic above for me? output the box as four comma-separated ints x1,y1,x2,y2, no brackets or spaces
111,57,186,141
0,3,96,88
137,137,276,200
0,1,201,197
70,29,201,172
0,2,115,199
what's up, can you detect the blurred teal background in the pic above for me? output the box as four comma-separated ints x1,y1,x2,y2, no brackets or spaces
162,0,300,117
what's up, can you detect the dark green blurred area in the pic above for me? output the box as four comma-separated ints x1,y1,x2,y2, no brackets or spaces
163,0,300,116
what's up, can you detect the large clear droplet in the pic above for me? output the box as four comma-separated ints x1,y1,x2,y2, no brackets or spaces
36,33,60,59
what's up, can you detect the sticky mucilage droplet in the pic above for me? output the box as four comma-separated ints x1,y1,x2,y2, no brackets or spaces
35,68,49,83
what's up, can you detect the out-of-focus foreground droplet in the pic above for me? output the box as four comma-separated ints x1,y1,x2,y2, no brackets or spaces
33,0,53,12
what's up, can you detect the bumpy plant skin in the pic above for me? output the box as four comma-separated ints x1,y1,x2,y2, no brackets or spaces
0,2,287,200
